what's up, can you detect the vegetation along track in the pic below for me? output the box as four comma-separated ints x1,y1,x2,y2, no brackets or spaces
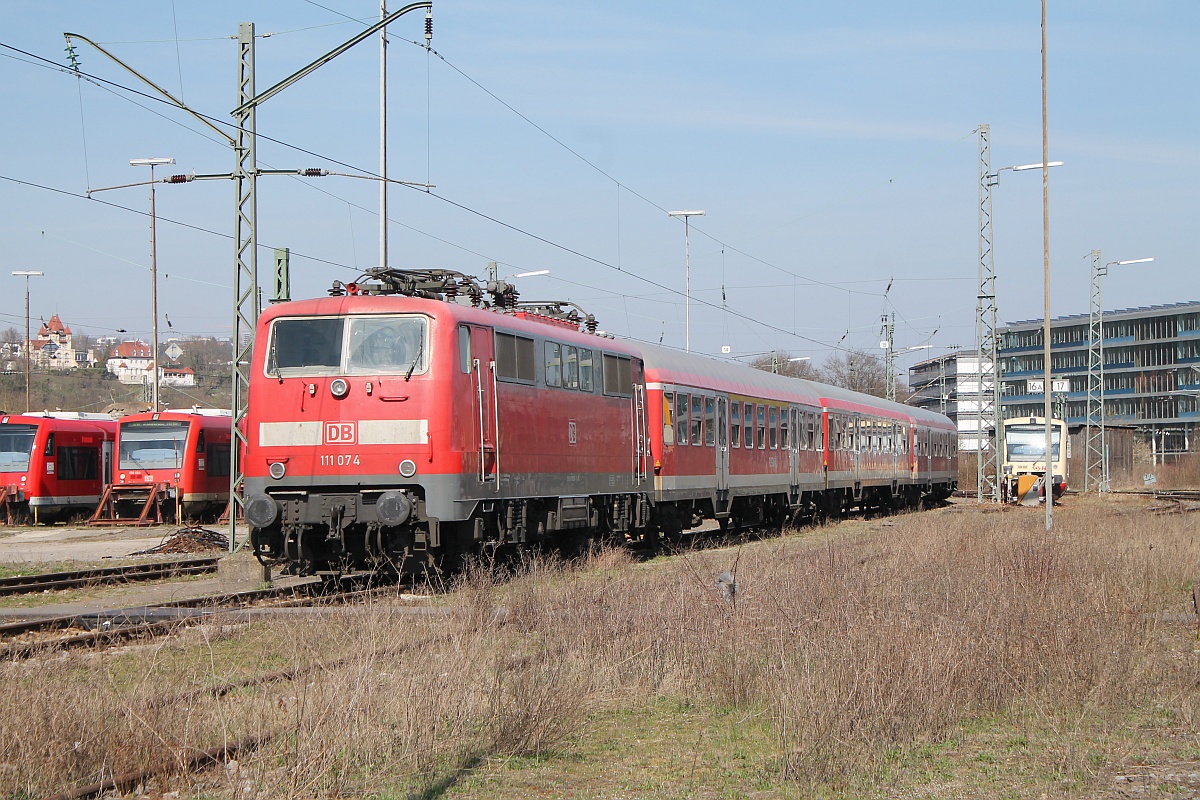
0,580,411,659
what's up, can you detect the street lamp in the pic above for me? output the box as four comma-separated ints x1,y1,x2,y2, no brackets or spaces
130,157,175,412
11,270,43,412
1085,253,1154,492
668,210,705,352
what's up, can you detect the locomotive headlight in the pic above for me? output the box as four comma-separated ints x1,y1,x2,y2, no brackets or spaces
269,461,287,480
330,378,349,398
399,459,417,478
376,491,413,526
245,494,279,528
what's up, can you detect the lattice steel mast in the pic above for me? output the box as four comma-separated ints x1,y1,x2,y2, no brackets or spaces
975,125,1000,501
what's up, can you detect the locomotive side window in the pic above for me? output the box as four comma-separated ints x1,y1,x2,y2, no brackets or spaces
268,317,343,375
602,353,633,397
207,442,232,478
496,332,536,383
662,392,675,446
0,424,37,472
545,342,562,387
44,432,55,457
730,401,741,448
564,346,579,389
348,316,426,375
459,325,472,373
704,397,715,446
56,446,99,481
579,349,594,392
690,395,702,446
676,393,689,445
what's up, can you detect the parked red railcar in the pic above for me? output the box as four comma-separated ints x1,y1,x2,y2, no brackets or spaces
243,269,957,577
93,409,232,523
0,412,118,524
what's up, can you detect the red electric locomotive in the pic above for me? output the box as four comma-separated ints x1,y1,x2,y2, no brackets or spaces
0,412,118,524
90,409,233,524
244,268,957,577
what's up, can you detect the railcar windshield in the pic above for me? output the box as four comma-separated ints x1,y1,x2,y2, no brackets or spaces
0,424,37,472
265,315,427,377
1005,424,1061,461
119,421,190,470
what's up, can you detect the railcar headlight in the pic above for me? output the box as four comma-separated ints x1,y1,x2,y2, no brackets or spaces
330,378,349,398
245,494,279,528
398,459,417,478
269,461,287,480
376,491,413,526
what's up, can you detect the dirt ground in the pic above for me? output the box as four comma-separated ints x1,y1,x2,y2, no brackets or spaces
0,523,246,563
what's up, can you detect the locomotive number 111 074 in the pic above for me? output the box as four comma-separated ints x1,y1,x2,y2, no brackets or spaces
320,453,361,466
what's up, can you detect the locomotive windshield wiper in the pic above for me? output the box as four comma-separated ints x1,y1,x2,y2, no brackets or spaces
404,336,425,382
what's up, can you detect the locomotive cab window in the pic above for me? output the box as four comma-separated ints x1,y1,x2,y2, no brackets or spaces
347,316,426,375
119,421,189,470
0,424,38,472
266,316,343,376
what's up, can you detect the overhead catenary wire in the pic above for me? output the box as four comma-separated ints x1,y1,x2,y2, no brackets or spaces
1,37,947,356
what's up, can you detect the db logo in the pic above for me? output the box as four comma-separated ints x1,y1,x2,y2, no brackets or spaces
324,422,357,444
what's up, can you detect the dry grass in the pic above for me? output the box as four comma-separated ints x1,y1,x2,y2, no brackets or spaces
1,500,1199,798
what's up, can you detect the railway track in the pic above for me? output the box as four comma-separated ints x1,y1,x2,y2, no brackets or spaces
0,556,221,596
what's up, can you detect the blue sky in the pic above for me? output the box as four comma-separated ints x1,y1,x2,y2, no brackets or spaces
1,1,1195,372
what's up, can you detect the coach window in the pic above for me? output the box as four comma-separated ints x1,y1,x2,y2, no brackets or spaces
704,397,716,446
742,404,752,448
602,353,633,397
564,346,579,389
579,349,594,392
662,392,675,446
676,393,690,445
768,407,778,449
755,404,765,449
691,394,703,446
545,342,562,387
731,401,741,447
784,408,793,450
495,332,536,383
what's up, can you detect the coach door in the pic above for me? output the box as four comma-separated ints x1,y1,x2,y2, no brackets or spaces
466,325,498,487
788,407,800,493
715,397,729,497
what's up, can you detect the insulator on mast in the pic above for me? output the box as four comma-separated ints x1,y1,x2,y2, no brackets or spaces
425,10,433,48
167,174,194,184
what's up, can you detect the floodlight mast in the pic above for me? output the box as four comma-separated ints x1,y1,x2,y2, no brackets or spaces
11,271,43,413
1086,253,1154,492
